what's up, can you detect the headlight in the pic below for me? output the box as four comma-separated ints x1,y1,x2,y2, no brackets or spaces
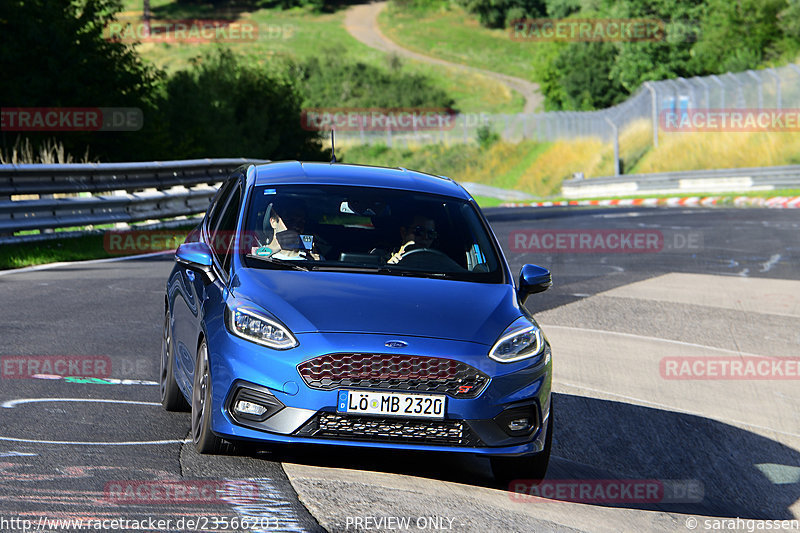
489,317,545,363
226,306,298,350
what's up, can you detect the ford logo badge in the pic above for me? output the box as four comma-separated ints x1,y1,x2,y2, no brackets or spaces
384,340,408,348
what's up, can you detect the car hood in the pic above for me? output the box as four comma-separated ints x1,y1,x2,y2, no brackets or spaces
233,268,520,345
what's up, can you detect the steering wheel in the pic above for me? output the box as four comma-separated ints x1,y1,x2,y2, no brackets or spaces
400,248,452,261
395,248,463,271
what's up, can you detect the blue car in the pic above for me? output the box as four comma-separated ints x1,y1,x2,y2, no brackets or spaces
162,161,553,482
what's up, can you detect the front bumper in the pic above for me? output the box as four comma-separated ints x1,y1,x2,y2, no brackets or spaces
204,320,552,456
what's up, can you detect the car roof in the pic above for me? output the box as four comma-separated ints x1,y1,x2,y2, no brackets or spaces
253,161,472,200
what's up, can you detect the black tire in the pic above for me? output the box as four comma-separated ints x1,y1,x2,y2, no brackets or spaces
191,340,228,454
491,399,553,487
160,312,189,412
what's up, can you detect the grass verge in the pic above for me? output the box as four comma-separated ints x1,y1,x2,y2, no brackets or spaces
1,233,136,270
118,1,522,113
378,2,543,85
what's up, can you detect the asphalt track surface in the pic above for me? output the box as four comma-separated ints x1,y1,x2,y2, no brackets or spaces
0,206,798,533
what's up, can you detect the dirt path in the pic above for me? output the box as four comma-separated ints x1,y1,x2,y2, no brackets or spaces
344,2,543,113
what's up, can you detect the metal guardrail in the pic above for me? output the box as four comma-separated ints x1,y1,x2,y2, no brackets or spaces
2,159,798,245
0,158,265,243
561,165,800,199
0,158,259,195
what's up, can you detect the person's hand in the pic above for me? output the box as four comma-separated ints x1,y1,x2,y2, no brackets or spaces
387,240,416,264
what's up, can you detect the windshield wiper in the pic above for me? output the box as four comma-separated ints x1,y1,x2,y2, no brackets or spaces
313,264,452,279
381,267,450,279
246,254,311,271
311,264,385,273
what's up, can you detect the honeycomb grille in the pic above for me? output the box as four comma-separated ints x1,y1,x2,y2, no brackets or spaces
296,353,489,398
296,413,483,446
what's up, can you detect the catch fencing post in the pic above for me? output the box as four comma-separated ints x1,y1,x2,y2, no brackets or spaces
604,117,620,176
645,82,658,148
767,68,782,109
746,70,763,110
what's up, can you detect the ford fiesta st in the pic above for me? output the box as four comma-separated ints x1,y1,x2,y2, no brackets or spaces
161,161,553,482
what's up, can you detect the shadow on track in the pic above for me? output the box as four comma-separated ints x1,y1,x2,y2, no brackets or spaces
229,392,800,520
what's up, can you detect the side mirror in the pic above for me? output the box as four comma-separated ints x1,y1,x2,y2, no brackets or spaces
518,264,551,303
176,242,216,284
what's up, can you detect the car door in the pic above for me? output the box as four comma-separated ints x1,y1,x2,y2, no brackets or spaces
172,175,239,393
181,177,244,391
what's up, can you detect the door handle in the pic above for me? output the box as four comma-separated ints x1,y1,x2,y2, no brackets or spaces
185,270,195,282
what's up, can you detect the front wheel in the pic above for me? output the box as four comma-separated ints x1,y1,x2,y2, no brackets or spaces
491,399,553,487
191,340,227,454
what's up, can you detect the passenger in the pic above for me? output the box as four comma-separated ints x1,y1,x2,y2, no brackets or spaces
253,203,322,260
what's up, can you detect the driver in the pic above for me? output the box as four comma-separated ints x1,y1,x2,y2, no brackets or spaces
387,214,438,264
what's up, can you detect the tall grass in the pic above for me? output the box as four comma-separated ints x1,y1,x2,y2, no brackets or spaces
635,130,800,172
0,137,95,164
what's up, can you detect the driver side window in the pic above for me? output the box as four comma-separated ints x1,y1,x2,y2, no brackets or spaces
207,182,242,278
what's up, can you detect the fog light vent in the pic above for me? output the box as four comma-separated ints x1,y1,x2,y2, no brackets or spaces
494,404,541,437
228,385,284,423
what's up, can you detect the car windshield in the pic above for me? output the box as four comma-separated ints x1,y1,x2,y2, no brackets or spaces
241,184,502,282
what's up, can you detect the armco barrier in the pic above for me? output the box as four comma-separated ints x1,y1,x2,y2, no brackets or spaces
561,165,800,198
0,158,265,243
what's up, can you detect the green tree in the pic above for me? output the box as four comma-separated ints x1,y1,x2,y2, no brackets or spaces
159,49,324,160
457,0,547,29
547,42,627,110
0,0,162,160
691,0,787,73
291,50,456,109
607,0,704,95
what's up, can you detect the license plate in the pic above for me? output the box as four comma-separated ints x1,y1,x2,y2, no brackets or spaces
337,390,446,419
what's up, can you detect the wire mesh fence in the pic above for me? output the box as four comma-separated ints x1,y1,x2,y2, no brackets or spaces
331,64,800,149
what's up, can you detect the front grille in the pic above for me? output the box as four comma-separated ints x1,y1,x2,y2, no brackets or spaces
296,413,483,446
297,353,489,398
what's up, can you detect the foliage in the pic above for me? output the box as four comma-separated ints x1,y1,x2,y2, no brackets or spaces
290,49,457,109
457,0,547,29
534,0,800,110
0,0,162,161
548,42,627,110
157,49,324,160
476,125,500,148
691,0,788,72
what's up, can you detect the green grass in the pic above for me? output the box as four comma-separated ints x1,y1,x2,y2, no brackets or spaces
553,188,800,202
0,225,196,270
1,234,126,270
116,1,522,113
378,2,546,86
